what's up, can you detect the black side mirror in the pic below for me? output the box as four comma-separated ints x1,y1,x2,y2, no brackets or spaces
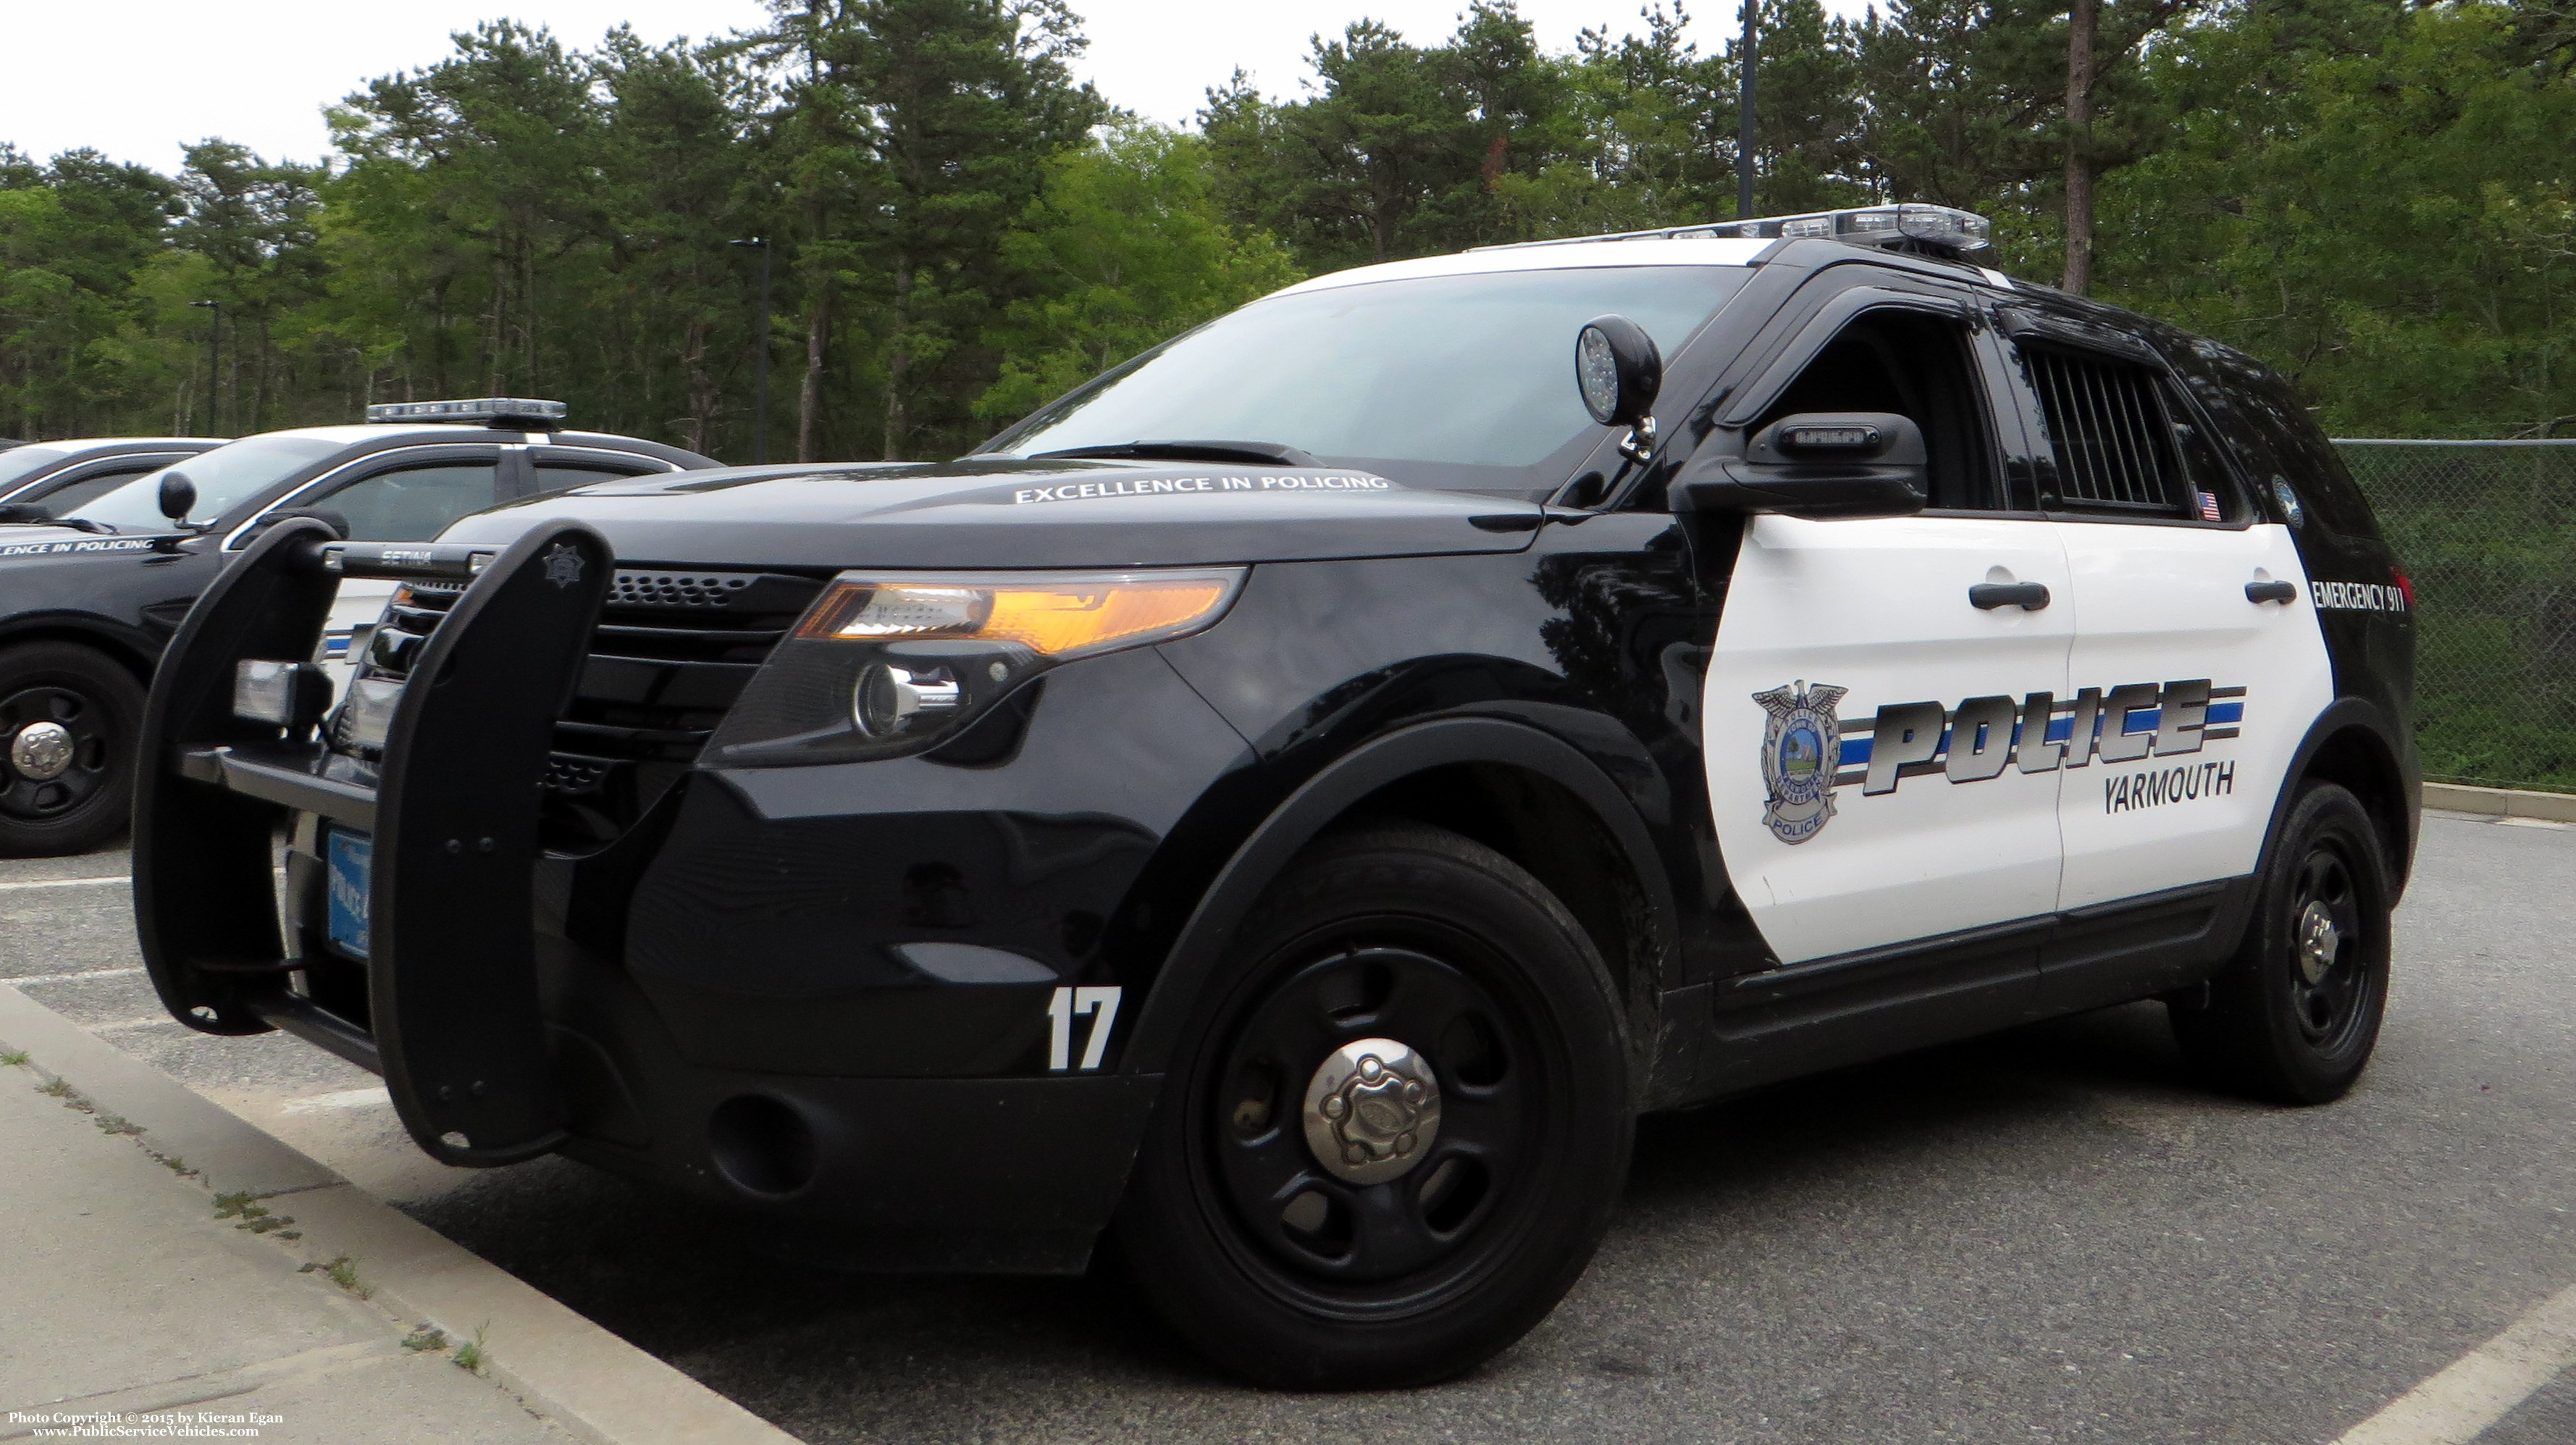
1671,411,1930,520
157,469,198,525
1575,315,1663,461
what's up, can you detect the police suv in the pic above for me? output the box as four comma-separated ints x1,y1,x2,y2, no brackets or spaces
135,205,2416,1389
0,402,709,855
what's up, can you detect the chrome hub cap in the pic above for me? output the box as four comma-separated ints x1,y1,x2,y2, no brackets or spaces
2297,899,2341,985
9,721,73,782
1302,1038,1441,1186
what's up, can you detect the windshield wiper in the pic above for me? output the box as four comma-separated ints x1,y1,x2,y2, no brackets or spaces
1027,440,1321,468
0,503,112,534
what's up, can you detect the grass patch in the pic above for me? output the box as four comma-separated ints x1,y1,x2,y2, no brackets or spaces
451,1323,490,1375
37,1077,72,1099
93,1113,141,1136
401,1324,449,1353
0,1050,28,1067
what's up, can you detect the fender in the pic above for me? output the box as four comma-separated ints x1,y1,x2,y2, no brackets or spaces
2257,695,2421,900
1120,715,1681,1073
0,612,160,677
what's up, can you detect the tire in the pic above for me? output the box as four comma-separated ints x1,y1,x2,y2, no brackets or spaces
2168,782,2391,1104
0,642,145,857
1113,823,1634,1390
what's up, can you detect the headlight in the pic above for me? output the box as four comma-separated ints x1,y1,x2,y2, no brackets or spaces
707,569,1244,766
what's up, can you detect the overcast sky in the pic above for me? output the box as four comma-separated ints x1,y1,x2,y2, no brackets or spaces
1,0,1867,174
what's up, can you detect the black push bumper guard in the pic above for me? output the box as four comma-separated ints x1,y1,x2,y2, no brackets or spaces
135,516,616,1168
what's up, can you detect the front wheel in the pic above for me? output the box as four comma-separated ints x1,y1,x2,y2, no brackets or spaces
0,642,143,857
2169,782,2392,1104
1114,824,1634,1389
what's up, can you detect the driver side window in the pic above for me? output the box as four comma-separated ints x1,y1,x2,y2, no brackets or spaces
1750,309,2002,511
316,462,502,543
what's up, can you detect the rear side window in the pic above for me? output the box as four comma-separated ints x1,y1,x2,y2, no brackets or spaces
322,463,502,541
532,464,652,496
2025,347,2236,520
2162,336,2379,537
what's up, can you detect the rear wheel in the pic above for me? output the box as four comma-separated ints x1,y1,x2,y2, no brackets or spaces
2169,782,2391,1104
0,642,143,857
1115,824,1632,1389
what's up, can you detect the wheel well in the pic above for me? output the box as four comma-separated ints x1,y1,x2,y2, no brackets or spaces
0,627,152,687
1327,762,1666,1076
2300,726,2410,887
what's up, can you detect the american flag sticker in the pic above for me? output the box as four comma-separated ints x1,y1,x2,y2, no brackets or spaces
2197,491,2223,522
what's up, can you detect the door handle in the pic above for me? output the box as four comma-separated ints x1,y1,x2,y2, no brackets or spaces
2245,579,2299,604
1969,582,2051,611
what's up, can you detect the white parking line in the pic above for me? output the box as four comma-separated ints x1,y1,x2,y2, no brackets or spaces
2332,1281,2576,1444
0,875,127,891
91,1015,179,1032
6,966,144,987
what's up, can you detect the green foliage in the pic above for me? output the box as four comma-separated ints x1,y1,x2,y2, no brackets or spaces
976,123,1301,422
0,0,2569,461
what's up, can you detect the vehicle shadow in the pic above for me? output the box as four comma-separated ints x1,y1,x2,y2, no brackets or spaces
398,1000,2228,1441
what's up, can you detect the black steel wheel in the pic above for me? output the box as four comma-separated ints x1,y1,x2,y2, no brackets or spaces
0,642,144,856
1115,823,1632,1390
2170,781,2392,1104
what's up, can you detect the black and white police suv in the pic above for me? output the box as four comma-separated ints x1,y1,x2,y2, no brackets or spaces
0,401,710,855
134,204,2416,1389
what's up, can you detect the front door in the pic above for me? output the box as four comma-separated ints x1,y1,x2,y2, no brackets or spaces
1701,294,2071,964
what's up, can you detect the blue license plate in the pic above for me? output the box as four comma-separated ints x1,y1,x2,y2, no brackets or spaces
324,829,372,958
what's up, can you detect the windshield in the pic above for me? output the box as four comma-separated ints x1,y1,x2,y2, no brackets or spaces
71,435,342,531
0,446,73,492
983,265,1749,493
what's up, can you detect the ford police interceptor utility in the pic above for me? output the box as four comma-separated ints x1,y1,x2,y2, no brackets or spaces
0,403,710,855
133,204,2416,1389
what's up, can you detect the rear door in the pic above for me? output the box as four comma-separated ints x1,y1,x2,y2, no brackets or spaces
1994,310,2333,976
1703,277,2072,965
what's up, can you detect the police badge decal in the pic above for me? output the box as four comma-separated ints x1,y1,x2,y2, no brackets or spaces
1753,681,1847,845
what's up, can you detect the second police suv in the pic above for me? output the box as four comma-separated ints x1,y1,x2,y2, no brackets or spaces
135,204,2417,1389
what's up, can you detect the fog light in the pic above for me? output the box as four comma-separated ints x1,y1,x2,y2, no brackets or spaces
853,663,962,737
233,660,332,732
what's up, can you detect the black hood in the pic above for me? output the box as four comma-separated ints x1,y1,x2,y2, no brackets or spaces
437,458,1544,570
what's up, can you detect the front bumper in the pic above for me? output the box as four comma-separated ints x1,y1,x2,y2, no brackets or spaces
131,519,1180,1270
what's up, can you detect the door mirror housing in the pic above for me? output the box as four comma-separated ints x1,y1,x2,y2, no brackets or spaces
1672,411,1930,520
156,469,198,526
1574,315,1663,460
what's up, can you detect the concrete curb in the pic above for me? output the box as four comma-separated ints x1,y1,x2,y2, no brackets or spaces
2423,782,2576,824
0,985,799,1445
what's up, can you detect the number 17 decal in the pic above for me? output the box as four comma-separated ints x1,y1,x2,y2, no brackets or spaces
1046,986,1123,1071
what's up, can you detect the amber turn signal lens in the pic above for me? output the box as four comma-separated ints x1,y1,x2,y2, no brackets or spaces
794,570,1243,659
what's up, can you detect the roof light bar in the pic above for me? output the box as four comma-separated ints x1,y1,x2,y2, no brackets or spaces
364,398,569,427
1485,203,1993,259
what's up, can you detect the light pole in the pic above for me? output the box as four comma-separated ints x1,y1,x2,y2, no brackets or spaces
188,300,222,435
1737,0,1758,220
729,238,773,464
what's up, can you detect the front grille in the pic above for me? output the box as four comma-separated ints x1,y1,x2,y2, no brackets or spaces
356,567,826,845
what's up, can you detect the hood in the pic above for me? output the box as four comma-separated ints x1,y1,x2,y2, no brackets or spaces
437,458,1544,569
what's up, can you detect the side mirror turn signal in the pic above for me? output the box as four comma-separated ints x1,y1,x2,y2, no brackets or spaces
1671,411,1930,520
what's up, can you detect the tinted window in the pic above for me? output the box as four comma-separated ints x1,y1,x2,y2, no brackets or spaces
1751,309,1999,511
983,266,1749,493
320,463,501,541
28,465,164,516
2162,336,2379,536
72,435,343,530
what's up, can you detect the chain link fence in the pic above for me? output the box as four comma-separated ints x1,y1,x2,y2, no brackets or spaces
2338,439,2576,792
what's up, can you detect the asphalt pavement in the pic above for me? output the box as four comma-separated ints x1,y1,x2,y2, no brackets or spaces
7,811,2572,1444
